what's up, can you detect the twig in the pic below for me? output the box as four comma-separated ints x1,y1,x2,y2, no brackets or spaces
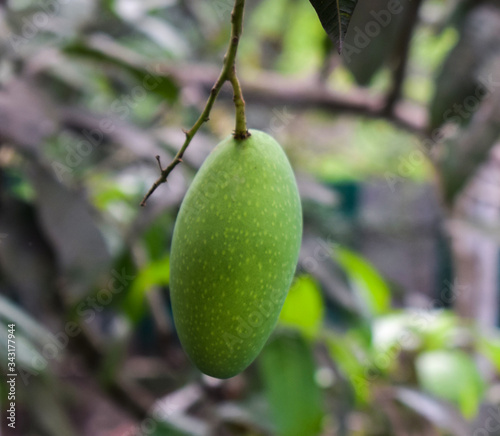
140,0,249,207
383,0,425,115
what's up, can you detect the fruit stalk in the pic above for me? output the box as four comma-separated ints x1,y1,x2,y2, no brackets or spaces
141,0,249,206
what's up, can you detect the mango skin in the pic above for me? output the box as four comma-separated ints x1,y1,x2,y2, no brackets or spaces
170,129,302,379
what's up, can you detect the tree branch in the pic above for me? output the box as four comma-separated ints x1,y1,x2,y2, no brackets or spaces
383,0,425,115
140,0,248,207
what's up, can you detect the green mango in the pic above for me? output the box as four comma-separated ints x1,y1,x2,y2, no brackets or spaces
170,129,302,378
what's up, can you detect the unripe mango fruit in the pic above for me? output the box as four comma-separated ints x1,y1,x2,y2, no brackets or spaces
170,129,302,379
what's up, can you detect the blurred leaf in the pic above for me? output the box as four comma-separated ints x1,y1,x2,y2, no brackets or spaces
405,28,459,104
308,0,358,53
0,197,56,312
278,0,325,74
29,378,78,436
477,331,500,371
259,333,324,436
64,37,179,103
0,323,48,375
335,246,391,316
0,79,58,156
3,167,36,202
248,0,290,38
429,4,500,130
122,255,170,323
113,0,189,55
93,184,133,211
0,295,53,347
418,311,459,350
326,332,370,404
142,213,176,260
27,162,111,300
416,350,485,418
395,387,470,436
0,296,63,376
279,275,325,337
436,90,500,204
6,0,96,48
342,0,412,85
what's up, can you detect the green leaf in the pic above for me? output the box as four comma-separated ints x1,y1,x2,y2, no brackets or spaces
334,247,390,316
63,40,179,103
122,256,170,323
429,4,500,130
29,378,79,436
279,275,325,338
416,350,485,419
342,0,412,85
418,311,458,350
308,0,359,53
478,332,500,371
259,333,324,436
326,332,371,404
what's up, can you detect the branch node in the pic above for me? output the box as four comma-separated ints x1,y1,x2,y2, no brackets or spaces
155,155,163,172
233,130,251,140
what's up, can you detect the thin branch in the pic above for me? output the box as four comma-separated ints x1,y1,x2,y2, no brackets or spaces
140,0,248,207
383,0,425,115
158,63,427,134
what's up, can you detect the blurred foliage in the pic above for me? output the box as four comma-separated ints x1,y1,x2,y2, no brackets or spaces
259,333,324,436
279,275,324,338
416,349,485,418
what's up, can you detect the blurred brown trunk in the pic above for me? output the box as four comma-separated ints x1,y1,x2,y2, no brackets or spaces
448,144,500,327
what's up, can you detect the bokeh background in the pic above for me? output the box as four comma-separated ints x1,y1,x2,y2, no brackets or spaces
1,0,500,435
